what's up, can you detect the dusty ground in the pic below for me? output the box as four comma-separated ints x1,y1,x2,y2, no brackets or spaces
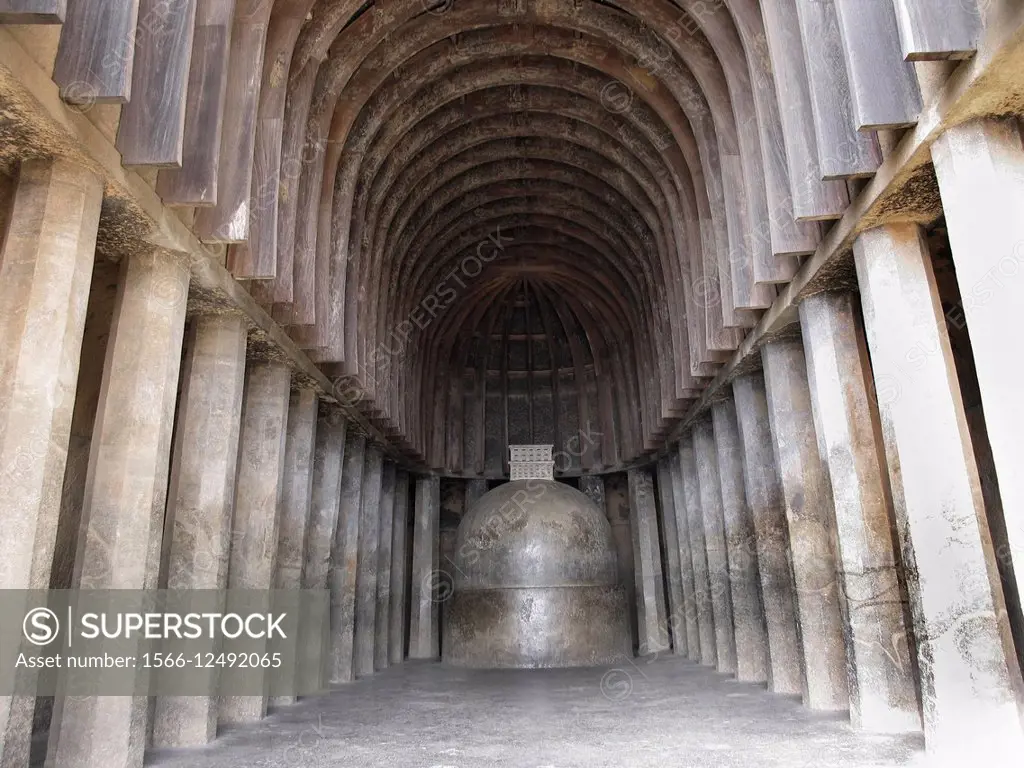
147,657,924,767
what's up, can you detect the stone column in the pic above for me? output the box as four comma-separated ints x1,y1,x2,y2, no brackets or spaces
692,419,738,675
51,264,118,595
932,118,1024,627
353,446,383,677
732,373,804,696
655,459,688,656
48,248,191,768
275,390,319,594
800,291,922,732
465,477,489,509
268,388,318,707
437,481,460,636
152,314,248,748
605,475,638,650
628,467,669,655
218,361,291,725
668,454,701,661
679,438,717,666
388,469,411,665
0,158,102,766
302,408,347,689
584,474,638,649
409,475,441,660
761,338,849,711
854,222,1024,758
374,461,397,671
712,399,769,684
328,431,365,683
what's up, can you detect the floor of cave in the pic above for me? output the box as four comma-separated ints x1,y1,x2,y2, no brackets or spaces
140,657,924,768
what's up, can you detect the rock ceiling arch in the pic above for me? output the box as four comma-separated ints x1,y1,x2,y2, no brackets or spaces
44,0,939,474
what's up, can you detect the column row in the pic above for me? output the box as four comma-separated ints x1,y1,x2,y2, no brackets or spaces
630,116,1024,762
0,157,428,768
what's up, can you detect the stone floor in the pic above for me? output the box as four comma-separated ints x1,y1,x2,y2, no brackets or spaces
147,657,924,768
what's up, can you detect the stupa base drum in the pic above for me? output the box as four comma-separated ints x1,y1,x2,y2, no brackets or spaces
442,479,631,669
445,585,631,668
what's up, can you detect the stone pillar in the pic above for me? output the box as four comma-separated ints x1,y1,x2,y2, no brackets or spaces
48,249,191,768
353,445,383,677
605,475,638,650
628,466,669,655
679,437,717,666
0,158,101,766
800,291,922,732
374,461,397,671
584,473,638,649
152,314,248,748
302,408,347,689
275,390,319,594
218,361,291,725
388,469,411,665
465,477,489,509
692,419,738,675
854,222,1024,758
761,338,849,711
0,158,102,588
667,455,701,662
51,264,118,595
437,480,459,639
328,431,365,683
732,373,804,696
655,459,688,656
932,118,1024,630
409,475,441,660
712,399,769,684
268,388,318,707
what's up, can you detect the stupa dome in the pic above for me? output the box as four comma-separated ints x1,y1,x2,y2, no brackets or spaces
443,480,631,668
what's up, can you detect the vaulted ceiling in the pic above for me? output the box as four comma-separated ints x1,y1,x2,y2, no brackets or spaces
39,0,953,473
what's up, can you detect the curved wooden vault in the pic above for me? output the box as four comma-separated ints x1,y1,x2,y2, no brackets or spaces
2,0,996,476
